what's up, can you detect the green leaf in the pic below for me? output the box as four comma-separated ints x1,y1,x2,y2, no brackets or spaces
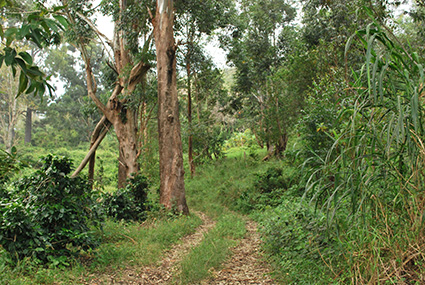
15,58,27,73
18,24,30,39
27,14,40,23
28,29,43,48
53,5,66,12
345,33,356,57
411,90,419,132
19,51,33,65
3,47,16,66
44,19,60,32
3,27,17,39
18,71,29,95
53,15,69,29
27,66,44,77
36,82,46,97
40,21,51,35
25,81,36,94
46,82,55,98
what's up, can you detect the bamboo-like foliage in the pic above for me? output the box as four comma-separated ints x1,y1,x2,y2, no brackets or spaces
304,8,425,282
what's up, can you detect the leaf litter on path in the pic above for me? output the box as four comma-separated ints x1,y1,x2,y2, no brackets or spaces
88,212,275,284
207,219,276,284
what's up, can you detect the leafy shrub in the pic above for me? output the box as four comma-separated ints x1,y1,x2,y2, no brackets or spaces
297,70,348,162
236,166,299,212
0,154,102,263
102,174,150,221
253,167,287,193
223,129,257,150
0,147,26,185
258,198,337,283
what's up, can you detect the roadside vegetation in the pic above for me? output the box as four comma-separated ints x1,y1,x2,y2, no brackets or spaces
2,0,425,284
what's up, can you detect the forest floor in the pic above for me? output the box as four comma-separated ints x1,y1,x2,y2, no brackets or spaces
87,211,275,284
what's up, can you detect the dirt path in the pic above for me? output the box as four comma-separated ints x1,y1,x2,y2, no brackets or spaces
94,211,215,284
208,219,275,284
88,213,275,284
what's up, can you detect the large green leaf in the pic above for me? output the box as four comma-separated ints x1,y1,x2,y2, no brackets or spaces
53,15,68,29
19,51,33,65
4,47,16,66
18,70,29,94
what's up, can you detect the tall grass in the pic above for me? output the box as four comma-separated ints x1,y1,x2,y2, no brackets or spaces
305,8,425,282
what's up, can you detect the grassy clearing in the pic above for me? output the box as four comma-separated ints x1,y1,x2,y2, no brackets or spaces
0,214,202,284
185,151,277,217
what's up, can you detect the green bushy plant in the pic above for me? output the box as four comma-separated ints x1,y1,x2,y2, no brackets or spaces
300,11,425,282
297,69,349,162
102,174,150,221
0,155,102,263
253,167,288,193
258,198,337,283
0,147,27,185
189,124,228,162
223,129,258,151
236,165,299,212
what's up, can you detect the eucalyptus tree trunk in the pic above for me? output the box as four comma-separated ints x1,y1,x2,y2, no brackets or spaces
153,0,189,214
65,0,150,188
187,60,195,177
24,107,32,144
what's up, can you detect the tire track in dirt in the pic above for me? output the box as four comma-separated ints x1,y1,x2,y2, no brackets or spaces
92,211,215,284
207,219,276,284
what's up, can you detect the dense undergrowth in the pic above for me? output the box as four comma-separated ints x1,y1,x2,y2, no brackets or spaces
2,133,425,283
2,17,425,282
0,145,252,284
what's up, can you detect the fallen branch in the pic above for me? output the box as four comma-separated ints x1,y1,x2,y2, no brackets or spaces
71,120,111,178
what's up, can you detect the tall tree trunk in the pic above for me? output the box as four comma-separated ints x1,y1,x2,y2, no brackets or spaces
65,0,150,187
6,126,13,153
24,107,32,144
6,92,18,153
114,105,140,188
187,61,195,177
273,96,287,157
154,0,189,214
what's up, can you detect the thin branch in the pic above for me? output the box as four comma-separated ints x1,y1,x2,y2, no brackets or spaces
75,11,114,56
85,60,108,114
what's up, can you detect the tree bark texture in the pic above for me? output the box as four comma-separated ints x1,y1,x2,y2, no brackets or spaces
187,61,195,177
154,0,189,214
67,0,150,187
24,107,32,144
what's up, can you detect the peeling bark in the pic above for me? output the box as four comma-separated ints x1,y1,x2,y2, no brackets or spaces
154,0,189,214
66,0,151,187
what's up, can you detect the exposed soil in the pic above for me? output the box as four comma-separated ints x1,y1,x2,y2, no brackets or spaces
87,211,215,284
134,211,215,284
207,219,275,284
87,212,275,284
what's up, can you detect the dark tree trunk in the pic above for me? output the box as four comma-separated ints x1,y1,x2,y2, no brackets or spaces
154,0,189,214
24,107,32,144
274,133,288,157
